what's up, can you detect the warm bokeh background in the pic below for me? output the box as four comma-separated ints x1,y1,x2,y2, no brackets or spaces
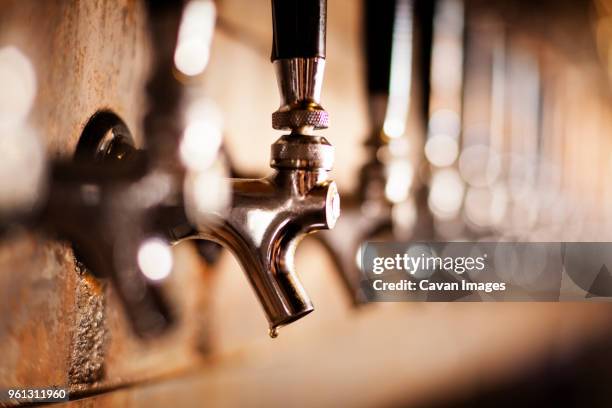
1,0,612,407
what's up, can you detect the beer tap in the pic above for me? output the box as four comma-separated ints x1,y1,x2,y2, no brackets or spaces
318,0,432,305
423,0,466,238
158,0,339,338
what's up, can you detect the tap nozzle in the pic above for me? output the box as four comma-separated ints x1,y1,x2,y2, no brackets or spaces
175,134,339,335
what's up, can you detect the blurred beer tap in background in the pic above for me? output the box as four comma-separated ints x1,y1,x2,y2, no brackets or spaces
500,36,543,239
423,0,467,239
315,0,612,306
317,0,435,305
444,0,612,242
427,0,540,240
455,5,506,238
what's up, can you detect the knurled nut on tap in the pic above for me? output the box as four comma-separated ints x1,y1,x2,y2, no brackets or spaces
272,109,330,131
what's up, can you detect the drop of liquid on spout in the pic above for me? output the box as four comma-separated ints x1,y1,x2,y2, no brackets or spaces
269,327,279,339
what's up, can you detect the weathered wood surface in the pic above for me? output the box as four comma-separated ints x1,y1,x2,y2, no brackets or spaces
0,0,211,395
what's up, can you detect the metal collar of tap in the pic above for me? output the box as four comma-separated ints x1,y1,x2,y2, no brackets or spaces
270,133,334,171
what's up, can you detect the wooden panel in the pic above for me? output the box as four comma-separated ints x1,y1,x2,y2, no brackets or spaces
0,0,211,395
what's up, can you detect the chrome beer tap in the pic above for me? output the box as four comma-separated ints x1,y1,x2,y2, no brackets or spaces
161,0,339,337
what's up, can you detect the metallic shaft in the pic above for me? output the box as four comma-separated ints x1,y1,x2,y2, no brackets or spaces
272,57,329,131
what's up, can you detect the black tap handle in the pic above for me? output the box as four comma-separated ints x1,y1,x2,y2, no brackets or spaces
364,0,397,95
271,0,327,61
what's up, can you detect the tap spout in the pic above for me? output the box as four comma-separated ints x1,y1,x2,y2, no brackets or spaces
169,134,339,334
202,173,336,331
